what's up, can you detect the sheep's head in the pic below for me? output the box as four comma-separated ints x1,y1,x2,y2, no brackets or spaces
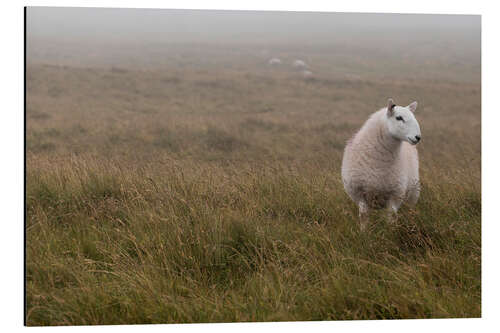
386,98,421,145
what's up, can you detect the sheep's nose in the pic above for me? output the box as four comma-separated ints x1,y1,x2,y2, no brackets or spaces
414,135,421,142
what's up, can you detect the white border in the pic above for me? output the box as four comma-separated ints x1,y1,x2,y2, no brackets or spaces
13,0,486,14
3,1,498,332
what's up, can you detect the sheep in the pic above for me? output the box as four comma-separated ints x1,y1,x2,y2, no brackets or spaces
301,70,313,78
341,98,422,230
292,59,307,69
268,58,282,65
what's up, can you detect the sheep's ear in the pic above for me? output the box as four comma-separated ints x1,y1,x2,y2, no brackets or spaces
408,101,418,113
387,98,396,116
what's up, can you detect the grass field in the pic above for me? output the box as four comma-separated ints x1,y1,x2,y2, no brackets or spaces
26,23,480,325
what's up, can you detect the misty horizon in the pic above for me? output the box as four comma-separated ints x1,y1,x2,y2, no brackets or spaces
26,7,480,83
27,7,480,43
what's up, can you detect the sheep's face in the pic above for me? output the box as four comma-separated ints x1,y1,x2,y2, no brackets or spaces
386,101,421,145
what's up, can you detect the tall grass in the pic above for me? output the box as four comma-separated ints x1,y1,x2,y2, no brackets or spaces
26,155,480,325
26,54,480,325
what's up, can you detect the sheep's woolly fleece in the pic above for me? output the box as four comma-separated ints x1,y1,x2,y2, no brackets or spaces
341,103,420,216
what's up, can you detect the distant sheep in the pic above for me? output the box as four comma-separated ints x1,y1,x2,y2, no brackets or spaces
292,59,308,69
268,58,282,65
341,99,422,230
301,70,313,78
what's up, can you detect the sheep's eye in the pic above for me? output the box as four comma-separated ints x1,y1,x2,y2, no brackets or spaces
396,116,404,122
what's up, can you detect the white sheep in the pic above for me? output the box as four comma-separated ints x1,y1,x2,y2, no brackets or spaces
301,70,313,78
292,59,307,69
268,58,282,65
341,99,421,230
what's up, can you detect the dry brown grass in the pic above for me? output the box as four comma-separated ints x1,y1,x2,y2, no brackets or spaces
26,41,480,325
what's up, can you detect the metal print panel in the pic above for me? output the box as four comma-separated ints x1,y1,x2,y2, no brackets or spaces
25,7,481,326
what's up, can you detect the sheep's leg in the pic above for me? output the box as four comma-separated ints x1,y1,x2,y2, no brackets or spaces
358,201,369,231
386,199,400,225
407,181,421,208
387,207,398,224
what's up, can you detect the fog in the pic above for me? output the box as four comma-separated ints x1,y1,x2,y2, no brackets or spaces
26,7,480,82
27,7,479,44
